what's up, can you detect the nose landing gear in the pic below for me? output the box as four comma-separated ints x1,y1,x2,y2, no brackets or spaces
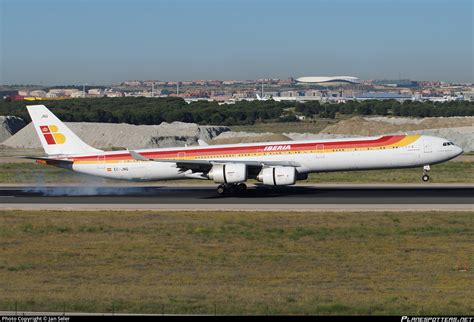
217,183,247,195
422,165,430,182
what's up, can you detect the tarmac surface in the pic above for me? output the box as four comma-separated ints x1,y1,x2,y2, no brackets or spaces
0,185,472,211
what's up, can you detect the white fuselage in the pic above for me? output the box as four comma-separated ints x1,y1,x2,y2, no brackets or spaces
66,135,463,182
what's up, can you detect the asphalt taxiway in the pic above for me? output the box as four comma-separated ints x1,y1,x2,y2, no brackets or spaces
0,184,472,211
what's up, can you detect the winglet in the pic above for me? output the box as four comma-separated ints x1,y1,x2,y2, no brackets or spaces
129,150,150,161
198,139,208,146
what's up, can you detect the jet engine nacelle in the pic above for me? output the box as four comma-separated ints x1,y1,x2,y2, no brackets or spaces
257,167,296,186
208,163,247,183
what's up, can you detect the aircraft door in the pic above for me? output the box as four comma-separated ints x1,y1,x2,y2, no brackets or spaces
97,155,105,169
423,141,432,153
312,144,328,171
315,144,325,158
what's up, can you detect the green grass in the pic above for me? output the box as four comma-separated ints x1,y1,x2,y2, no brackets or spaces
305,161,474,184
0,159,472,184
0,210,473,315
0,162,101,184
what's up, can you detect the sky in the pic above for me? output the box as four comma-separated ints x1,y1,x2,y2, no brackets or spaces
1,0,472,85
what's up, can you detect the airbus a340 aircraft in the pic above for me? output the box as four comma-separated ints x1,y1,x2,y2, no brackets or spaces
26,105,463,194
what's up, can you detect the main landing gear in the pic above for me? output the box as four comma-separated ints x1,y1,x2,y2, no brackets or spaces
217,183,247,195
422,165,430,182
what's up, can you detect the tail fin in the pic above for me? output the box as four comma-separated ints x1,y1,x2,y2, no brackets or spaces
26,104,102,156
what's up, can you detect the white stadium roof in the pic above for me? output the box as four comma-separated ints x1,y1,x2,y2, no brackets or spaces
296,76,360,84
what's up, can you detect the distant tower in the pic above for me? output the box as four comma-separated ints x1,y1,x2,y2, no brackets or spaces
177,82,179,96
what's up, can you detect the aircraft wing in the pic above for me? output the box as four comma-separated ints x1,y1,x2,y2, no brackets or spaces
129,150,300,173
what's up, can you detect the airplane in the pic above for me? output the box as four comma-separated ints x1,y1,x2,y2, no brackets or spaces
25,104,463,195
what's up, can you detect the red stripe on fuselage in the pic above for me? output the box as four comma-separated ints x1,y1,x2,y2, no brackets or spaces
70,136,405,162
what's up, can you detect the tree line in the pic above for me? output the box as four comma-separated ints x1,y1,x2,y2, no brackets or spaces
295,100,474,118
1,97,473,126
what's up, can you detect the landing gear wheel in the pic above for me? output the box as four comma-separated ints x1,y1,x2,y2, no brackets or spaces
227,185,237,194
237,183,247,192
217,185,226,195
421,165,431,182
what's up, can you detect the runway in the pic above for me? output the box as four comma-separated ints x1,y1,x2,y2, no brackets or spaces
0,185,472,211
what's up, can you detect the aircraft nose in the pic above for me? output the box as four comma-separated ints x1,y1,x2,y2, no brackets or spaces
454,145,463,157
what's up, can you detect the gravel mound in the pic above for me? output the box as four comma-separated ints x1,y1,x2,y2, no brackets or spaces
364,117,424,125
0,116,27,143
209,132,291,144
215,131,361,143
322,116,474,136
3,121,230,150
211,131,290,144
285,133,360,141
215,131,277,139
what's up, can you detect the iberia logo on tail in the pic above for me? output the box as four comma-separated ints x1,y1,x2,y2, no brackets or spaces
40,125,66,145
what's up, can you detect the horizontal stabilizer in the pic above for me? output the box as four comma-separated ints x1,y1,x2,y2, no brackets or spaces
21,156,73,169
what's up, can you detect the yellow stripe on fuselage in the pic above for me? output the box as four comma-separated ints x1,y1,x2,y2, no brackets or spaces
386,135,421,148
